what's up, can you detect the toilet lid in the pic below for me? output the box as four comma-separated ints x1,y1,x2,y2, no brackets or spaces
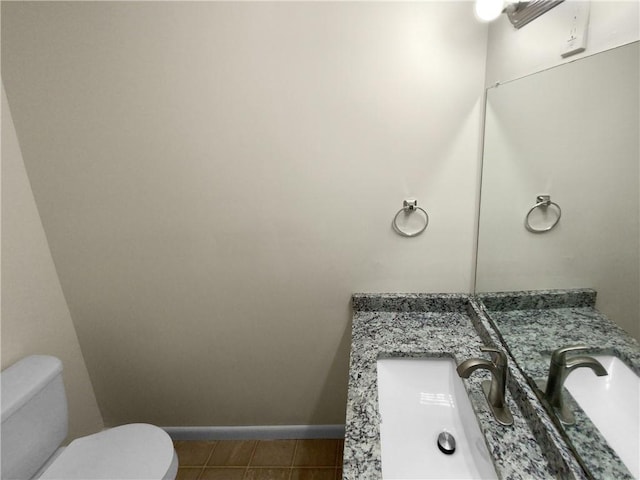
39,424,176,480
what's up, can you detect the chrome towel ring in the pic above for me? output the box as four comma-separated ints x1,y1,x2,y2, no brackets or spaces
525,195,561,233
392,200,429,237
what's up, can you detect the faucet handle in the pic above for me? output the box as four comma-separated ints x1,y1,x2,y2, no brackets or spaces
550,345,589,365
480,346,507,367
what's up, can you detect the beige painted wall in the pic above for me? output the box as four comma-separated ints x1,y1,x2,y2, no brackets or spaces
1,86,104,439
2,2,487,426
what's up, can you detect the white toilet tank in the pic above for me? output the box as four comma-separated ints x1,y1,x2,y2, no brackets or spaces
1,355,69,480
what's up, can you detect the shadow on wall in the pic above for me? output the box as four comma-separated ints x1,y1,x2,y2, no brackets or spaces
309,305,353,426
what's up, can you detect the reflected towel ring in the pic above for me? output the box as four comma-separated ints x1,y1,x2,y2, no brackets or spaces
392,200,429,237
525,195,561,233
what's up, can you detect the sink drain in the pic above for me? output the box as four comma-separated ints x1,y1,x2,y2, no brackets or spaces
437,431,456,455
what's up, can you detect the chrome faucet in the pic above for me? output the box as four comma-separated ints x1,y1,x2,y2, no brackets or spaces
539,345,608,425
457,347,513,426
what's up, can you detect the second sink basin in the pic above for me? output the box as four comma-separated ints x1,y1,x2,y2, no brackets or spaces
377,357,497,480
563,355,639,479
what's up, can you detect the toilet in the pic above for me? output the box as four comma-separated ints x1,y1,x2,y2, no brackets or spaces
1,355,179,480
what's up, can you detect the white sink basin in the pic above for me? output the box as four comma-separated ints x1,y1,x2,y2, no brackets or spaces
377,357,497,480
564,355,639,478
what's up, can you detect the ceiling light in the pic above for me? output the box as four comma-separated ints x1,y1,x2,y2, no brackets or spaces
474,0,505,22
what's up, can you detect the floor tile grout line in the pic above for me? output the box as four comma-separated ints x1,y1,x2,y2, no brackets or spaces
203,440,217,467
287,439,299,480
290,439,299,467
195,441,215,480
244,439,259,479
194,466,205,480
248,439,259,466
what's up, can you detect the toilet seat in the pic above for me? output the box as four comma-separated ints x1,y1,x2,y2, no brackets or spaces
38,423,178,480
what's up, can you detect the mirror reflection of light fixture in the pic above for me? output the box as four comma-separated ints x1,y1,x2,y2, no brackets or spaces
474,0,565,29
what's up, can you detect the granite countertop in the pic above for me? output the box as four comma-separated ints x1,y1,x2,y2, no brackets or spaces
478,289,640,378
479,289,640,480
343,293,586,480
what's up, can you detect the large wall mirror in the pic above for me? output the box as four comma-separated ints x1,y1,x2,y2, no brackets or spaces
476,41,639,339
475,41,639,478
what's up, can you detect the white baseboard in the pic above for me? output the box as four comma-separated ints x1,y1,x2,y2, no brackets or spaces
163,425,345,441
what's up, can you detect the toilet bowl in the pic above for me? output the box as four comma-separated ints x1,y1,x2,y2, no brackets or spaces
1,355,178,480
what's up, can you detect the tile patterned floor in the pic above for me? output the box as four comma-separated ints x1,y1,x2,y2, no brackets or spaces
174,439,344,480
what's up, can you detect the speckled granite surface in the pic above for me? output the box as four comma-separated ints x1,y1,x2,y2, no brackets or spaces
343,293,586,480
479,289,640,480
478,289,597,312
468,301,588,480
